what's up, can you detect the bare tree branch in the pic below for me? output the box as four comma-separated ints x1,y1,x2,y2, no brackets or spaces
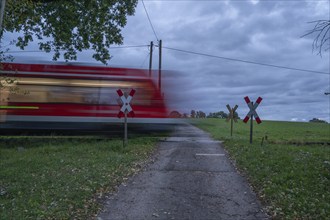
302,20,330,56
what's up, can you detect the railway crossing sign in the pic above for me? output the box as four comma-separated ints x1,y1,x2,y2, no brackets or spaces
226,104,238,137
226,104,238,122
243,96,262,124
117,89,136,118
243,96,263,144
117,89,136,146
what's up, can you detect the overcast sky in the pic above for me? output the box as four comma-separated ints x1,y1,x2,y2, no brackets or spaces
3,0,330,122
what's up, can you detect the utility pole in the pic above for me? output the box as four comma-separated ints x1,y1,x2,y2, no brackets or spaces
149,41,153,77
158,39,162,93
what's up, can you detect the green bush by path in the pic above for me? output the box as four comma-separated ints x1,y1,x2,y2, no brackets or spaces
194,119,330,219
0,137,158,219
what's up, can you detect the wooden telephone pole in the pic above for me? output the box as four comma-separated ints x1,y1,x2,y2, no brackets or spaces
149,41,153,77
158,40,162,93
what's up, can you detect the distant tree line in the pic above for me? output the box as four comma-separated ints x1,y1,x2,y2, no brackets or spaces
207,111,240,119
190,110,206,118
171,110,327,123
309,118,328,123
169,110,207,118
169,109,240,119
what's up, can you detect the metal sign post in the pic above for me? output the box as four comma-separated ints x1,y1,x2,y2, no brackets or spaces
250,104,253,144
226,104,238,136
124,110,127,146
243,96,262,144
117,89,136,147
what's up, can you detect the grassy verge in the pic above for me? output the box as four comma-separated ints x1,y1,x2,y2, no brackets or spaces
0,136,158,219
193,119,330,219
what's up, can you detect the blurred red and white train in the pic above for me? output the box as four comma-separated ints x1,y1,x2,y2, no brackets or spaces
0,62,171,130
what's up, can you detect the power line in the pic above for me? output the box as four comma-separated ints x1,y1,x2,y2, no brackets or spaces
109,45,149,49
161,46,329,75
141,0,159,41
140,51,150,68
4,45,149,53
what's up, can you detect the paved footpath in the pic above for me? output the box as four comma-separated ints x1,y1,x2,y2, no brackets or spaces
98,124,269,220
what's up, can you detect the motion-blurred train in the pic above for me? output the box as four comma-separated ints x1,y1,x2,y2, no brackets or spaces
0,62,172,131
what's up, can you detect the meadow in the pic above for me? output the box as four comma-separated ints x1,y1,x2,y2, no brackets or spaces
194,118,330,219
0,136,159,219
0,119,329,219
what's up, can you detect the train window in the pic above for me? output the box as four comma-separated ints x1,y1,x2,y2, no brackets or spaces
8,85,49,103
80,87,101,104
98,87,118,105
133,87,152,106
47,86,85,103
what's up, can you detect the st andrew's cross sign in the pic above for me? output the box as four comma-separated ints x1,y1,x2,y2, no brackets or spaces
226,104,238,136
243,96,262,124
117,89,136,118
226,104,238,123
117,89,136,146
243,96,263,144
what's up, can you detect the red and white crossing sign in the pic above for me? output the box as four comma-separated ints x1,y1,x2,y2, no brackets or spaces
243,96,262,124
226,104,238,123
117,89,136,118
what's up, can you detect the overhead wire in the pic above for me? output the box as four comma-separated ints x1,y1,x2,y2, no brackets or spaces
109,45,149,49
140,51,151,68
141,0,159,41
5,44,329,75
161,46,329,75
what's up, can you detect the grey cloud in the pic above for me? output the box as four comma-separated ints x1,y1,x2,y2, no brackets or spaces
3,0,329,122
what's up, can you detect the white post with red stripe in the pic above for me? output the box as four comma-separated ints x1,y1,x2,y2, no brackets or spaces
117,89,136,146
243,96,263,144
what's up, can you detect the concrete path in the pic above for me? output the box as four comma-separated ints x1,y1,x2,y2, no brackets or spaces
98,124,268,220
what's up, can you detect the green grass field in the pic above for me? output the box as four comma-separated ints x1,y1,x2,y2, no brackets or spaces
193,118,330,219
0,136,158,219
1,120,329,219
